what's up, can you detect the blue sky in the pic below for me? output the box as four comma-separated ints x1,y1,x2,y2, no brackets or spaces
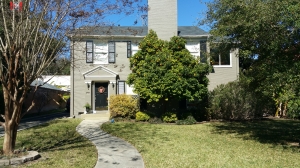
106,0,211,31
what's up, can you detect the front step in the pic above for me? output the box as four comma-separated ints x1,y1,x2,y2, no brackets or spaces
79,112,110,121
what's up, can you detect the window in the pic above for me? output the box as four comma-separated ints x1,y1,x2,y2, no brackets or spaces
185,41,200,58
210,47,231,66
94,42,108,64
127,41,131,58
200,41,207,63
118,81,125,94
108,41,115,63
86,41,93,63
131,42,139,56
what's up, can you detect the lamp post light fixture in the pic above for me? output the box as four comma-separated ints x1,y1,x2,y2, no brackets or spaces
112,83,115,89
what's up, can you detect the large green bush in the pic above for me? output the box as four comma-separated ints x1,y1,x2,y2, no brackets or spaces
208,81,273,120
109,95,139,119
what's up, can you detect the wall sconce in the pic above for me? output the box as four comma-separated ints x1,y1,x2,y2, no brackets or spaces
87,83,90,89
112,83,115,89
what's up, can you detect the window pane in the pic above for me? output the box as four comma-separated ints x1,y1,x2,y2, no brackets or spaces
221,52,230,65
94,53,108,64
118,81,125,94
86,53,93,63
185,42,199,53
210,48,220,65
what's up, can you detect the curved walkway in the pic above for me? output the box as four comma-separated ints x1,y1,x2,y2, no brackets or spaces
76,120,145,168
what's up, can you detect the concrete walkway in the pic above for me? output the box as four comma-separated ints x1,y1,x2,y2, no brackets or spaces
76,120,145,168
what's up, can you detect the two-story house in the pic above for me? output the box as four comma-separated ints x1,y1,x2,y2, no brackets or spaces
69,0,239,117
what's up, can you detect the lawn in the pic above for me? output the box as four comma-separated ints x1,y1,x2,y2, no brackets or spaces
0,118,97,168
101,119,300,168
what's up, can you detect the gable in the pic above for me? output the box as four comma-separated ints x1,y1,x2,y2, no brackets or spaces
83,65,118,78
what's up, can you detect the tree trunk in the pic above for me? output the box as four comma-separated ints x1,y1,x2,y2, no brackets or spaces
2,87,23,155
3,121,18,154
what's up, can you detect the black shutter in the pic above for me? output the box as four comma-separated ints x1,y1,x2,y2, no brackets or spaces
108,41,115,63
86,41,93,63
127,41,131,58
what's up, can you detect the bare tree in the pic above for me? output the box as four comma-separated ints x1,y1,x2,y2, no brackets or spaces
0,0,146,154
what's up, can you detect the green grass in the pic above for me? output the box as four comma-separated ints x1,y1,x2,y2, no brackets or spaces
101,119,300,168
0,118,97,168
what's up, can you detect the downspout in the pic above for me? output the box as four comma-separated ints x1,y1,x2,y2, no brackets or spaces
71,36,75,117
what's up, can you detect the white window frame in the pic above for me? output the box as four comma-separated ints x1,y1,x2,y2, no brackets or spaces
210,47,232,68
118,81,126,94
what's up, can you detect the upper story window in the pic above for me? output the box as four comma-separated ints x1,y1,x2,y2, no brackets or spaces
185,41,200,58
210,46,231,67
86,41,132,64
94,42,109,64
185,40,208,64
131,42,139,56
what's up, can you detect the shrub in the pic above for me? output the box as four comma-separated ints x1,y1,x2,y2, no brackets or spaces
162,112,178,123
109,95,139,119
287,99,300,119
176,115,197,125
208,81,273,120
136,111,150,121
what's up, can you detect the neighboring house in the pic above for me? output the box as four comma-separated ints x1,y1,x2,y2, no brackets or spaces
23,80,68,114
41,75,71,91
69,0,239,117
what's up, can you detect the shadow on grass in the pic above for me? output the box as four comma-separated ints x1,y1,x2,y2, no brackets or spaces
101,122,171,153
1,119,92,152
210,118,300,147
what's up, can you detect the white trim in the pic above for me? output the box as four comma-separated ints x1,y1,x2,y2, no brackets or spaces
212,52,233,68
86,75,116,78
180,35,210,38
73,35,146,38
213,65,233,68
82,65,118,77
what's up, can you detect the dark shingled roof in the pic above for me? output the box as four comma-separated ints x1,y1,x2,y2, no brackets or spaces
74,26,208,37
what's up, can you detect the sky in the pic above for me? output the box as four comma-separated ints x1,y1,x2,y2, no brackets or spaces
106,0,211,31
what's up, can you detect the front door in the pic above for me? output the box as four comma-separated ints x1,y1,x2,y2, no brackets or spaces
95,83,108,110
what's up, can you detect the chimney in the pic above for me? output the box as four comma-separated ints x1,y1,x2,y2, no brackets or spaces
148,0,178,41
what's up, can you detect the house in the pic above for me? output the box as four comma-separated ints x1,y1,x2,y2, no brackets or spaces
23,80,68,114
69,0,239,117
41,75,71,91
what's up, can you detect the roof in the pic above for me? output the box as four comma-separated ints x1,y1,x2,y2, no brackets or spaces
31,80,62,91
71,26,209,37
